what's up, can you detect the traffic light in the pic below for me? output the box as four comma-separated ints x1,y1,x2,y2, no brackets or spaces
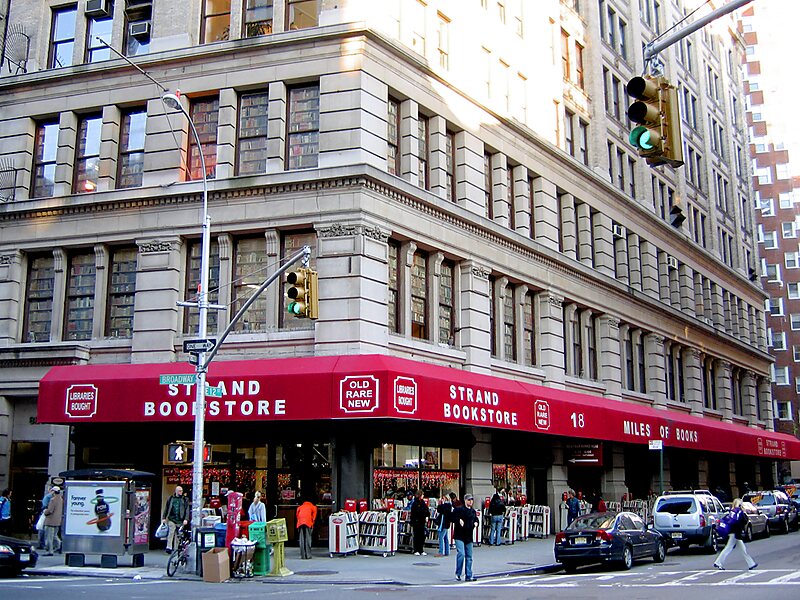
286,267,319,319
627,75,684,168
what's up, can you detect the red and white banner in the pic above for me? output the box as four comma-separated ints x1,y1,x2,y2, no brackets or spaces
37,354,800,460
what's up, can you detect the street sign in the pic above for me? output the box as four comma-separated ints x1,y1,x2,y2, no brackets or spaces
183,338,217,353
649,439,663,450
566,442,603,466
205,385,223,398
160,374,197,385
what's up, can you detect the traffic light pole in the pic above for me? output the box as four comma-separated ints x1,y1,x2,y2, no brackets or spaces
200,245,311,367
644,0,753,75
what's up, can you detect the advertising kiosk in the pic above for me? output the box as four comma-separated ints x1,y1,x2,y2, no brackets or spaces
59,469,154,568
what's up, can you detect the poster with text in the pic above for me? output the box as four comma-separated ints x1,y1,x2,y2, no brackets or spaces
64,482,124,537
133,488,151,545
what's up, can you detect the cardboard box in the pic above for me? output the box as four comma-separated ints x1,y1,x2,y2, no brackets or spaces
202,547,230,583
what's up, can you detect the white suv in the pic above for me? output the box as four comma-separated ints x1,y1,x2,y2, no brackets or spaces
652,490,725,552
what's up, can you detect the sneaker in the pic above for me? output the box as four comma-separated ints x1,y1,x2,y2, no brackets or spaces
468,577,477,582
421,552,427,556
455,575,461,581
414,552,421,556
165,549,172,554
713,563,724,570
749,563,758,571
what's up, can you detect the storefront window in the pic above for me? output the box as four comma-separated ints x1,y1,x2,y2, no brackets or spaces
492,463,527,501
373,443,395,467
421,446,439,469
372,444,460,503
396,444,418,468
441,447,459,470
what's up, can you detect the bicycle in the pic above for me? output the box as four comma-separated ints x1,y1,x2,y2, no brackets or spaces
166,525,192,577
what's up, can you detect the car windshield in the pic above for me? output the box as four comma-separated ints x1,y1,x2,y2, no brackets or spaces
567,514,616,531
744,494,774,507
656,498,696,514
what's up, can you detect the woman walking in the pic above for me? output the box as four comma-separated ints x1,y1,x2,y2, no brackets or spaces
713,498,757,571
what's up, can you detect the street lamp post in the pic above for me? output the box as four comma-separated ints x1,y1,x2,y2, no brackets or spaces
162,92,211,540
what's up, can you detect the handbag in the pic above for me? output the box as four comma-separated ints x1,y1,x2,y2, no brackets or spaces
35,512,46,532
155,521,169,539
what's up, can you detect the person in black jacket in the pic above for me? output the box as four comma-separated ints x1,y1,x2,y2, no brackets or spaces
435,493,453,556
488,490,506,546
162,486,190,553
409,489,429,556
713,498,757,570
452,494,478,581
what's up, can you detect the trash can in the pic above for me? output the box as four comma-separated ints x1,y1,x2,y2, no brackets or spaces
230,539,256,578
196,527,217,577
214,522,227,547
248,522,270,576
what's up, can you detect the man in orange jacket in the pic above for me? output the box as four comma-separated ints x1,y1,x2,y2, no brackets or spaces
296,498,317,559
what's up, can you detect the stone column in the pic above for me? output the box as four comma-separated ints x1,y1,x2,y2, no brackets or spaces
576,202,593,267
400,99,419,185
601,445,628,508
266,81,287,173
514,284,529,365
466,430,494,501
262,230,280,329
644,333,667,408
532,176,560,251
131,238,182,363
494,277,508,361
91,245,109,340
143,97,185,187
98,105,121,192
627,233,642,290
539,292,565,386
491,153,510,226
51,249,67,342
614,228,629,284
716,360,733,422
512,165,531,237
684,348,704,416
455,130,485,216
431,252,445,345
593,213,615,277
215,88,237,179
758,378,774,429
598,314,621,398
54,112,78,197
563,303,578,376
399,241,417,338
215,234,233,335
428,115,449,200
711,283,724,330
560,193,577,260
657,252,670,302
0,252,22,345
459,261,491,374
640,240,659,299
742,370,758,425
548,441,570,532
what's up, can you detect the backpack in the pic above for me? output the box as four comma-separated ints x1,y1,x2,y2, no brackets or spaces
490,495,505,515
717,511,736,537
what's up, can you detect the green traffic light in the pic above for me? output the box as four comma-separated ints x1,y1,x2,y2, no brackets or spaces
287,301,302,315
630,126,657,151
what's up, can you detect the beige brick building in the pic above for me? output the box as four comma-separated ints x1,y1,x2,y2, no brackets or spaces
0,0,795,538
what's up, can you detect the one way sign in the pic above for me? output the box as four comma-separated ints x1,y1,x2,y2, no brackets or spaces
183,338,216,353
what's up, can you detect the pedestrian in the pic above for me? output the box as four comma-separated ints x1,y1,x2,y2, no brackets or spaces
713,498,758,571
449,492,462,507
43,485,63,555
452,493,478,582
0,489,11,536
248,490,267,522
161,485,189,553
488,489,506,546
38,487,54,548
296,497,318,559
566,490,580,524
435,493,453,557
596,493,607,513
409,489,429,556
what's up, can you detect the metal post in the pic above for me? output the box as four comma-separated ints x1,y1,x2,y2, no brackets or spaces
660,447,664,495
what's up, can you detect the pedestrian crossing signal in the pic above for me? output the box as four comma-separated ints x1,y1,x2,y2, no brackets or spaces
167,443,186,463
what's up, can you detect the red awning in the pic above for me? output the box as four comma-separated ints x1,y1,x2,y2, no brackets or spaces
38,354,800,460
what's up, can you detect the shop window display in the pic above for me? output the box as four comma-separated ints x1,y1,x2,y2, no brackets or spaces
373,444,460,505
492,463,527,504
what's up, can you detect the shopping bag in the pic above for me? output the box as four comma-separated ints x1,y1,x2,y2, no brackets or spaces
35,512,46,532
155,522,169,539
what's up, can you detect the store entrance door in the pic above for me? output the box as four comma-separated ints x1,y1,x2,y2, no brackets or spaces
268,442,332,545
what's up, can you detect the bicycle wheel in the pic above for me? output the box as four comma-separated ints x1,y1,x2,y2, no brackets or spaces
166,549,182,577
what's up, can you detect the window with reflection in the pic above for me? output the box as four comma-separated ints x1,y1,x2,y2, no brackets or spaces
233,237,267,332
118,109,146,188
185,239,220,334
107,247,137,338
188,97,219,180
387,98,400,176
287,85,319,169
286,0,319,30
388,239,400,334
75,115,103,193
523,291,536,366
438,260,454,345
32,122,59,198
86,9,113,63
203,0,232,43
50,5,77,68
411,250,428,339
24,255,55,343
418,115,429,189
237,91,269,175
245,0,274,37
65,252,96,341
372,444,460,501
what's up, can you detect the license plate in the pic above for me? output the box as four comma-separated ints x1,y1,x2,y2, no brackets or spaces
671,532,683,539
19,554,30,562
573,537,589,545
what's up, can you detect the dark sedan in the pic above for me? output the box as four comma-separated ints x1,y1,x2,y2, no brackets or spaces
555,511,667,572
0,534,38,576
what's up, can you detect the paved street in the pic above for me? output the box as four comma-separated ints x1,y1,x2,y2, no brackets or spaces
1,530,797,599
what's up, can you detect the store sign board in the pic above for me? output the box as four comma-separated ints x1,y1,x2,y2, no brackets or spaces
65,384,98,418
393,376,417,414
534,400,550,430
566,442,603,466
338,375,379,413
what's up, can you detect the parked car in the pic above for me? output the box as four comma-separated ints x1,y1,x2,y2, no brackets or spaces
554,511,667,572
742,490,798,534
777,485,800,512
652,490,725,552
0,534,38,577
739,501,770,542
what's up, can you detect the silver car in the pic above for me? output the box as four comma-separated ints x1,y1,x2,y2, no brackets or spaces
742,490,798,534
739,501,770,542
652,491,725,552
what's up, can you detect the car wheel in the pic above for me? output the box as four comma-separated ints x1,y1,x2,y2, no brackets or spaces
619,545,633,570
562,561,578,573
653,540,666,563
743,524,752,543
764,524,771,538
781,518,790,535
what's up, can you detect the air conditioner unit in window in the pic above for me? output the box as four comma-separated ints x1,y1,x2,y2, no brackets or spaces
612,224,626,239
129,21,150,38
667,256,679,270
85,0,110,17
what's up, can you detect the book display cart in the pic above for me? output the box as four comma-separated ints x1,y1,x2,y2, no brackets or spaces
529,505,551,538
328,511,359,557
358,510,398,557
517,505,530,541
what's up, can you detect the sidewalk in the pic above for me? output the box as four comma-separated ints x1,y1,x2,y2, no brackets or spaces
27,537,561,585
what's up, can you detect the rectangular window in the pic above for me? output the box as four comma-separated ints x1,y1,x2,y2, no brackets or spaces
564,109,574,156
64,252,96,341
124,3,152,57
281,231,317,330
792,314,800,330
436,12,450,70
575,42,585,89
786,252,799,269
74,114,103,194
484,153,493,219
794,344,800,361
774,366,789,386
287,0,319,30
86,10,113,63
418,115,429,189
32,122,59,198
287,85,320,170
24,255,55,343
438,260,454,345
782,222,797,238
387,98,401,176
106,247,137,338
50,5,77,68
503,285,516,361
237,91,269,175
561,29,570,81
789,283,800,300
411,250,428,339
388,240,400,334
773,331,787,351
118,109,146,189
185,240,220,334
202,0,232,43
578,120,588,165
189,97,219,180
768,297,784,316
245,0,274,37
523,292,536,366
233,237,267,333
